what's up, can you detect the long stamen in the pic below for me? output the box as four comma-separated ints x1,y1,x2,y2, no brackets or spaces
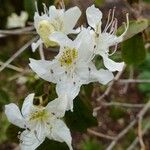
42,3,48,14
109,44,118,56
35,1,38,13
104,9,112,32
119,13,129,38
104,7,116,33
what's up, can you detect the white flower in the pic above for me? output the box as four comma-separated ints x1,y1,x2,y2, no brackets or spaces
32,4,81,52
7,11,28,28
29,29,114,111
5,94,73,150
86,5,129,72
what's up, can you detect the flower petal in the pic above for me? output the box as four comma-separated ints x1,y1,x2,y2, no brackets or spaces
86,5,102,31
91,68,114,85
49,32,73,47
64,6,81,34
5,103,25,128
31,39,42,52
102,55,125,72
48,119,73,150
75,28,94,62
20,129,45,150
49,6,64,20
29,58,64,83
56,77,81,111
21,93,34,118
46,95,68,118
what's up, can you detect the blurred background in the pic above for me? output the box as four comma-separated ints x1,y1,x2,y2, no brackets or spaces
0,0,150,150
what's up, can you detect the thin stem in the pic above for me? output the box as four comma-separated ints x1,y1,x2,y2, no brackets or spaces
0,36,38,72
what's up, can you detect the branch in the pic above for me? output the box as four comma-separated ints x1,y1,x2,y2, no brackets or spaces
127,123,150,150
94,102,145,112
119,79,150,83
96,65,126,102
87,129,115,140
0,36,38,72
0,26,36,36
106,100,150,150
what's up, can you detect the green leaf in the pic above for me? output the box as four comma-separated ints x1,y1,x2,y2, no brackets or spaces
65,96,98,132
95,0,105,6
24,0,35,20
109,106,126,121
138,71,150,93
37,138,69,150
121,33,146,65
81,138,104,150
117,19,149,41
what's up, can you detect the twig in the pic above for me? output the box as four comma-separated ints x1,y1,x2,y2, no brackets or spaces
122,66,134,93
39,44,45,60
87,129,115,140
0,36,38,72
127,123,150,150
119,79,150,83
97,65,126,101
94,102,145,112
0,61,24,73
0,26,36,36
106,100,150,150
138,116,146,150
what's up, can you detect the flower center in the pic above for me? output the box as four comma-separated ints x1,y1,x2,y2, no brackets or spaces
59,47,78,68
29,108,50,122
37,19,64,48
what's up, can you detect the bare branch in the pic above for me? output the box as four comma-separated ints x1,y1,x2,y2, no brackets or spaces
119,79,150,83
0,61,24,73
127,123,150,150
0,36,38,72
97,65,126,102
106,100,150,150
87,129,115,140
0,26,36,36
94,102,145,112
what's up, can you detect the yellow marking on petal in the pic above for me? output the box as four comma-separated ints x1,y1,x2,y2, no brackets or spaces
59,47,78,68
29,109,50,122
37,19,64,48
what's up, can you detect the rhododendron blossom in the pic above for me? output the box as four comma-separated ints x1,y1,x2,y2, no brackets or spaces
86,5,129,72
29,29,114,111
32,5,81,52
5,94,72,150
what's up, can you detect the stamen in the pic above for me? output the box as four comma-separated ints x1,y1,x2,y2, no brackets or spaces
35,1,39,14
104,7,116,33
109,44,118,56
42,3,48,14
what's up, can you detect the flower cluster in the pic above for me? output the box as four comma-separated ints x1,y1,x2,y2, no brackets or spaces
5,4,128,150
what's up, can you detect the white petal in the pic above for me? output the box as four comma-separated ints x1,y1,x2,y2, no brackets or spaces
20,129,45,150
49,6,64,20
5,103,25,128
56,77,81,111
86,5,102,30
31,39,42,52
49,32,72,47
97,33,122,52
64,6,81,34
75,28,94,62
46,95,68,118
92,69,114,85
34,12,49,30
29,58,64,83
102,55,125,72
48,119,73,150
21,93,34,118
